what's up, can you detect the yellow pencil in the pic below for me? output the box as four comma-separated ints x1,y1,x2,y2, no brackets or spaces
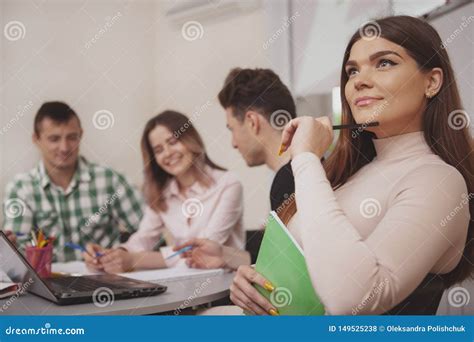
278,144,286,156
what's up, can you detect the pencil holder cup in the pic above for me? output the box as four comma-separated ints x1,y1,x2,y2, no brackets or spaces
25,244,53,278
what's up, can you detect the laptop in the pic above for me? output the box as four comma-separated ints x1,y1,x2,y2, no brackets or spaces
0,231,167,305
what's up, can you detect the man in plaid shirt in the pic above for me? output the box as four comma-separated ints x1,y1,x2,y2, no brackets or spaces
2,102,143,262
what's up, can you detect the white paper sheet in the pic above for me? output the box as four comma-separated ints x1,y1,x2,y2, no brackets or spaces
52,260,224,283
52,261,96,275
119,265,224,283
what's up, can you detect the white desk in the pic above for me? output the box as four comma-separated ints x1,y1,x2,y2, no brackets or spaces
0,262,234,315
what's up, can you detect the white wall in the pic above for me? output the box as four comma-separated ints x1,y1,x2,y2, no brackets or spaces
0,0,158,183
430,2,474,315
431,2,474,135
291,0,390,97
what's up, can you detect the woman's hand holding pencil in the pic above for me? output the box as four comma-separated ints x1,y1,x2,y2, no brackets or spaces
279,116,334,158
278,116,380,158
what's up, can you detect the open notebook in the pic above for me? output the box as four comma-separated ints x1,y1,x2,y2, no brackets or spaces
0,270,20,299
0,282,19,299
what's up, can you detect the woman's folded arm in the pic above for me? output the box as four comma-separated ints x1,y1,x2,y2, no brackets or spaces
292,152,469,315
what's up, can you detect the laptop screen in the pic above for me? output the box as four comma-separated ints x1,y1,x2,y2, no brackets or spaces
0,232,57,302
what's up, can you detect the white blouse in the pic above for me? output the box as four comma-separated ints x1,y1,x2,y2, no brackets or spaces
122,166,245,255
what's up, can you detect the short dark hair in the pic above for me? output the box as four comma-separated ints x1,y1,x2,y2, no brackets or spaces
218,68,296,122
34,101,81,136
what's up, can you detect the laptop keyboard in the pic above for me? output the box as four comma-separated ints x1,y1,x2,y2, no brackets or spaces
50,277,123,292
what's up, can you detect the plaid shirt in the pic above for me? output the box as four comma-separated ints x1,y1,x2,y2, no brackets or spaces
2,157,143,262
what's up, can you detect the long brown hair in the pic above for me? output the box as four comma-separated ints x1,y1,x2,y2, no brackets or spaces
141,110,225,212
280,15,473,287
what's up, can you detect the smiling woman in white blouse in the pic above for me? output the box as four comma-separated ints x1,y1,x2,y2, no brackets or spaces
226,15,473,316
83,110,244,273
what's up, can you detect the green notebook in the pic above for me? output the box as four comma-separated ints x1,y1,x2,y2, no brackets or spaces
253,211,325,315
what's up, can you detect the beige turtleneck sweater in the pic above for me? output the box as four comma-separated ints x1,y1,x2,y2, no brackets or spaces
289,131,470,315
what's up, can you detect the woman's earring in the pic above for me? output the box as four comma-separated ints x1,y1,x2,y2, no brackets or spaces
426,91,435,99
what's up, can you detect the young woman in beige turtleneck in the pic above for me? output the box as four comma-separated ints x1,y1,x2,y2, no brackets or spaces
182,16,473,316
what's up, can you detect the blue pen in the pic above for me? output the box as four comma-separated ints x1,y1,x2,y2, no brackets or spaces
65,242,104,258
11,232,29,242
166,246,193,260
